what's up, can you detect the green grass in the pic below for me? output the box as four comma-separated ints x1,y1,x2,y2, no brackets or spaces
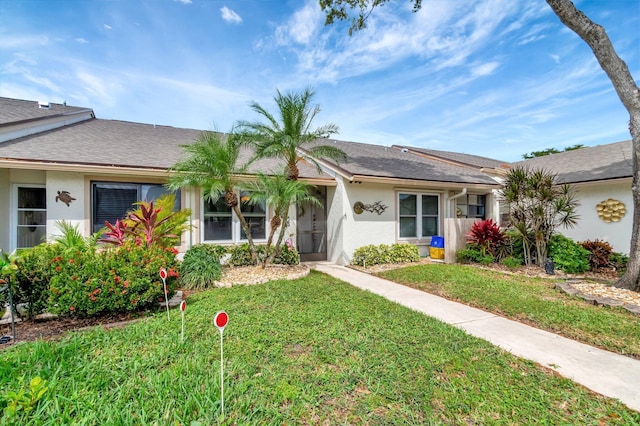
1,271,638,424
379,264,640,358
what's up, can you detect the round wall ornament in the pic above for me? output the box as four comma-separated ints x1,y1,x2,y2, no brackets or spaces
353,201,364,215
596,198,626,223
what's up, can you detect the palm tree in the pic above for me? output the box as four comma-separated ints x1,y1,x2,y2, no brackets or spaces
500,166,580,267
244,170,321,266
238,87,347,180
167,131,258,262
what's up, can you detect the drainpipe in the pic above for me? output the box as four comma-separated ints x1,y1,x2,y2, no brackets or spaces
449,188,467,201
449,188,467,218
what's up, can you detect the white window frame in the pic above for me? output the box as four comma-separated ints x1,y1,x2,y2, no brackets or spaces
201,192,268,244
11,184,47,251
397,192,440,241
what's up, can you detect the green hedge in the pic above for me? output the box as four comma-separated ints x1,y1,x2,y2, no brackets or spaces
228,244,300,266
351,244,421,267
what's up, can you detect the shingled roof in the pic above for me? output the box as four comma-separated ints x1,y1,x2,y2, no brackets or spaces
306,139,500,186
393,145,509,169
515,140,632,184
0,97,92,125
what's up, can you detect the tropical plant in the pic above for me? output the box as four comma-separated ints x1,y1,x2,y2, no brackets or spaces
244,170,320,266
50,220,92,251
167,130,258,262
237,87,347,180
352,243,420,266
179,244,226,290
580,239,613,271
98,195,190,249
499,166,579,267
466,219,504,257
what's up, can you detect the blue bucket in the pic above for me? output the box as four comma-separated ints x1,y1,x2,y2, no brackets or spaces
430,236,444,248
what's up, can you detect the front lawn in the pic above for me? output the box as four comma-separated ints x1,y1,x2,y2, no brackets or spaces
378,264,640,358
1,271,637,424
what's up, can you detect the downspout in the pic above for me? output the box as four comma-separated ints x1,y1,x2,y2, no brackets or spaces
448,188,467,217
449,188,467,201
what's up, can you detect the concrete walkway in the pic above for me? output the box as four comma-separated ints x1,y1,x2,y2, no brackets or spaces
310,262,640,412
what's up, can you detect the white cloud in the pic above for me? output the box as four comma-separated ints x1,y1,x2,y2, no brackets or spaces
275,1,322,46
175,0,192,4
0,34,49,49
76,71,122,106
104,24,112,30
75,38,88,44
220,6,242,25
471,61,499,77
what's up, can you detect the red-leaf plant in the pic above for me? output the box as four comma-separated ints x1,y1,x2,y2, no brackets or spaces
99,219,130,246
466,219,505,256
127,200,177,248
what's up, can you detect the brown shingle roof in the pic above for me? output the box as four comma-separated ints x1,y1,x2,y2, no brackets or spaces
393,145,509,169
0,97,92,125
515,140,632,184
309,139,500,185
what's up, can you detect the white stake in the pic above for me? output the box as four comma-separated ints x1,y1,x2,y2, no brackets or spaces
214,311,229,419
159,268,170,321
180,300,186,342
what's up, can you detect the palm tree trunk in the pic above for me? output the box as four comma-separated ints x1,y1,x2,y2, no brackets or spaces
267,206,291,265
261,219,279,268
232,205,258,263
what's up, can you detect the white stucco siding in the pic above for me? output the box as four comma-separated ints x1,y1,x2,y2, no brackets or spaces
46,171,86,240
338,181,397,264
325,178,346,264
0,169,10,252
559,180,632,254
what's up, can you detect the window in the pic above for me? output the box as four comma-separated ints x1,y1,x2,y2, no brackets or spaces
92,182,179,233
398,193,439,239
16,186,47,249
456,194,486,219
203,192,266,242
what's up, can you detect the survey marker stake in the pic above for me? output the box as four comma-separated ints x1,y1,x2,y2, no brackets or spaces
180,300,186,342
159,268,170,321
214,310,229,418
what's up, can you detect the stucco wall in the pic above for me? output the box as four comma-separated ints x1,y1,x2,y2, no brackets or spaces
46,171,86,240
327,179,398,264
560,180,632,254
0,169,9,252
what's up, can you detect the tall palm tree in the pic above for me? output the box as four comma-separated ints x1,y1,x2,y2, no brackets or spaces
244,170,321,266
166,131,258,262
238,87,347,180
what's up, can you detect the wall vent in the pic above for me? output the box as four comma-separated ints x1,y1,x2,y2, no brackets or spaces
38,101,51,109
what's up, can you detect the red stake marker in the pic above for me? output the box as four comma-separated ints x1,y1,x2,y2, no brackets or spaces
214,310,228,332
214,310,229,418
159,268,169,320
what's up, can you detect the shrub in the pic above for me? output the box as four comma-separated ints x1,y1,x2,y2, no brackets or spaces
467,219,504,256
228,244,299,266
180,244,226,290
352,244,420,267
549,234,589,274
456,244,494,265
389,244,421,263
12,244,64,319
47,241,179,317
500,256,522,269
580,239,613,271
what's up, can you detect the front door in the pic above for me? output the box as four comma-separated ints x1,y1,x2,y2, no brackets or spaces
297,186,327,262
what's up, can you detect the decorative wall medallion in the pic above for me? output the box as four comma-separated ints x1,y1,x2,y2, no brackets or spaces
353,201,388,215
55,190,76,207
353,201,364,214
596,198,626,223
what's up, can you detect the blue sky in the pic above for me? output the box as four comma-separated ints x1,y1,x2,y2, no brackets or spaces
1,0,638,161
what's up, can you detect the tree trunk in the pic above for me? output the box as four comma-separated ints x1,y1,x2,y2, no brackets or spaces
546,0,640,291
231,204,258,264
268,204,291,264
